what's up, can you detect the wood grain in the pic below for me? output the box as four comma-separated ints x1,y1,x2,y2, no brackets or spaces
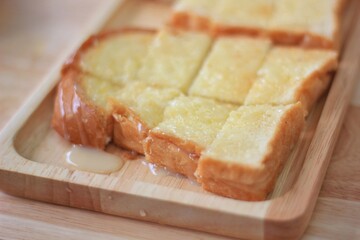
0,0,359,240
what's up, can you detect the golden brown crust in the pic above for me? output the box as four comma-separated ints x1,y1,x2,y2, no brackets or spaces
213,26,265,39
168,11,214,35
296,74,332,116
269,0,346,50
144,131,203,179
112,105,149,154
53,28,156,149
51,70,113,149
169,8,344,49
268,31,335,49
197,103,305,201
295,56,337,115
169,11,262,37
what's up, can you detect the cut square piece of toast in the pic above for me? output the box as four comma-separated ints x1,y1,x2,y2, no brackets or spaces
171,0,273,35
197,103,304,201
144,96,235,178
245,47,337,115
211,0,274,34
189,36,272,104
137,28,213,92
75,29,155,85
269,0,345,49
111,82,182,154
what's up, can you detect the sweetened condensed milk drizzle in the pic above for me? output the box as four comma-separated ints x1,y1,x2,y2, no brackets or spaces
65,145,124,174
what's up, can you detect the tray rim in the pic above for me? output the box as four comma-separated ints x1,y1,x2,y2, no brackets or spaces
1,0,360,239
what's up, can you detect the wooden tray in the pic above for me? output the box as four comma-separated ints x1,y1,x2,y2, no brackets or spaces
1,0,360,239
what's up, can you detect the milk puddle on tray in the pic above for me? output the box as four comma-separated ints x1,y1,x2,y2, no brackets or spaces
65,145,124,174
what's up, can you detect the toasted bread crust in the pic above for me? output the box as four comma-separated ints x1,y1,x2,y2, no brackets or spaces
52,70,113,149
168,11,214,34
169,11,266,38
197,103,304,201
53,28,156,149
296,74,332,116
292,56,337,115
269,31,335,49
269,0,346,50
144,131,203,179
169,5,344,49
296,54,337,115
112,106,149,154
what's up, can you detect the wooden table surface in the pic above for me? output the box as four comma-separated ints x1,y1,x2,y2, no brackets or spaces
0,1,359,239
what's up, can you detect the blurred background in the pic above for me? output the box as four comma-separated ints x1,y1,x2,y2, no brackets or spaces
0,0,102,128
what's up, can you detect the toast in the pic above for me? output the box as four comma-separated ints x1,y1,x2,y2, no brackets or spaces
137,28,213,92
111,82,182,154
52,70,115,149
110,28,213,152
189,36,271,104
245,47,338,115
144,96,235,178
52,24,338,200
171,0,272,35
52,29,156,149
170,0,345,49
197,103,304,200
67,29,155,84
269,0,346,49
53,28,207,151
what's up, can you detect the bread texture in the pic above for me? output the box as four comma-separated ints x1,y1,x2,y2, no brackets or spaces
111,82,182,154
189,36,271,104
137,28,212,92
245,47,338,115
170,0,345,49
197,103,305,201
144,96,235,178
269,0,345,49
66,28,155,84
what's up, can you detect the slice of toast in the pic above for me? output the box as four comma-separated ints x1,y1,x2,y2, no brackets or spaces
67,29,155,85
189,36,271,104
269,0,346,49
52,70,115,149
137,28,213,92
144,96,235,178
197,103,304,201
170,0,345,49
245,47,337,115
171,0,272,35
211,0,273,35
111,82,182,154
52,29,156,149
